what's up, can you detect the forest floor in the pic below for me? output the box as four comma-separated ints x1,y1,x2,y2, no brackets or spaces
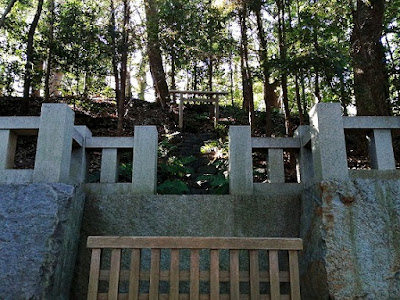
0,96,392,194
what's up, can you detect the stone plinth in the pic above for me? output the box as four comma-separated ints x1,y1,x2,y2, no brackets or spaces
0,183,85,300
132,126,158,194
309,103,348,181
300,179,400,299
229,126,253,195
33,104,75,183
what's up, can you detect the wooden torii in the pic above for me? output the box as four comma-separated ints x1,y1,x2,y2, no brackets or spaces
169,90,228,129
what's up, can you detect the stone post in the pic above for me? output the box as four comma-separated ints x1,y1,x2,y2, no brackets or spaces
294,125,314,183
132,126,158,194
229,126,253,195
368,129,395,170
70,126,91,184
33,104,74,183
309,103,349,181
268,149,285,183
100,148,119,183
0,130,17,170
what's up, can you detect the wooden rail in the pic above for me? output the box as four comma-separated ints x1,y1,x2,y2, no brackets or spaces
87,236,302,300
169,90,228,129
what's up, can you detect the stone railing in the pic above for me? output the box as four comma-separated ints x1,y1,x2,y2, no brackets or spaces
0,104,158,194
229,102,400,195
2,102,400,196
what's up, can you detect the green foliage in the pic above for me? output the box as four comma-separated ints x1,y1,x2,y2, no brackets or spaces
118,163,132,182
158,137,178,157
196,173,228,194
200,138,228,160
159,156,195,178
157,179,189,194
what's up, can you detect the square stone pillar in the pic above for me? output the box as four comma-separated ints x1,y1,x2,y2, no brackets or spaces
229,126,253,195
268,149,285,183
132,126,158,194
33,104,75,183
309,103,349,181
100,148,119,183
294,125,314,183
70,126,92,184
368,129,395,170
0,130,17,170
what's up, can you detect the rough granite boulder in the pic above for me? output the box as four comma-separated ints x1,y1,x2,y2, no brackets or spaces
300,179,400,300
0,183,85,300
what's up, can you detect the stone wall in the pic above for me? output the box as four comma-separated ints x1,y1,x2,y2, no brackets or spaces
71,193,301,299
0,183,85,300
300,179,400,299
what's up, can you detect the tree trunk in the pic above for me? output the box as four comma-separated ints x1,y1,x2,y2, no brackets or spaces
110,0,122,130
171,51,176,90
23,0,44,99
193,63,198,91
138,56,147,100
295,74,304,124
144,0,169,108
277,0,293,136
254,3,275,136
0,0,18,28
117,0,129,136
239,3,255,131
44,0,55,102
350,0,390,115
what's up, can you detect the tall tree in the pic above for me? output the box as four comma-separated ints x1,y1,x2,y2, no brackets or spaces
144,0,169,108
253,0,279,136
44,0,55,101
351,0,390,115
238,1,255,130
23,0,44,98
277,0,293,136
117,0,130,135
0,0,18,28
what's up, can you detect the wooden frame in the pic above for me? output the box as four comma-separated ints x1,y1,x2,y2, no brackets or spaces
169,90,228,129
87,236,302,300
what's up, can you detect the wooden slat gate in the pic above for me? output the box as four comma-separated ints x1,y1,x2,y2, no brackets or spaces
87,236,302,300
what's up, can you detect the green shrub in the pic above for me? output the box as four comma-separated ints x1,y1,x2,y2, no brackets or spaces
158,179,189,194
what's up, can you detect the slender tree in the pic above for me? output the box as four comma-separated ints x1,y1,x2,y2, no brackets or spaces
23,0,44,98
144,0,169,108
0,0,18,28
44,0,55,102
238,1,255,130
277,0,293,136
253,0,278,136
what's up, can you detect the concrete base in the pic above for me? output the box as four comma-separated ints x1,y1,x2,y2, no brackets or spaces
71,193,301,299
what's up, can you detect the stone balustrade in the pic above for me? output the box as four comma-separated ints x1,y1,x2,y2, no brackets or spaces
2,102,400,195
229,102,400,195
0,104,158,194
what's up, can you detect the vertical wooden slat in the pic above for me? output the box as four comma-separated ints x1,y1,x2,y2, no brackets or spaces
289,250,301,300
229,250,240,300
190,249,200,300
128,249,141,300
87,249,101,300
169,249,180,299
210,249,220,300
109,249,122,300
149,249,161,299
249,250,260,300
214,95,219,128
179,93,184,128
269,250,280,300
